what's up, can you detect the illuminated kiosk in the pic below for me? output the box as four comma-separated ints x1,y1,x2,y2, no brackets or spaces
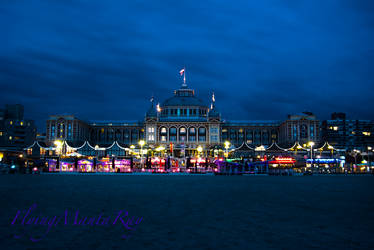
268,157,296,175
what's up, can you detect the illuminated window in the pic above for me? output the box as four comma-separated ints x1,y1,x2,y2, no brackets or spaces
9,136,12,140
170,127,177,134
333,126,338,131
10,121,13,125
363,132,371,136
211,135,218,142
0,131,2,136
161,127,167,133
352,131,355,135
148,127,155,133
27,148,32,155
20,121,24,126
210,127,218,134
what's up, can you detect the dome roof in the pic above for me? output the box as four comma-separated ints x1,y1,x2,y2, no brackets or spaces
161,87,208,108
208,107,220,118
161,95,207,107
146,105,157,118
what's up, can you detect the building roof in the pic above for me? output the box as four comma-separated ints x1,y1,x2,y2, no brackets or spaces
223,120,281,126
161,95,208,107
208,107,220,118
89,120,142,126
161,87,208,108
146,104,157,118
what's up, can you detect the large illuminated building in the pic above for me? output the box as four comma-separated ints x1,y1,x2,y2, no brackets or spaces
0,104,36,150
45,80,323,156
321,113,374,150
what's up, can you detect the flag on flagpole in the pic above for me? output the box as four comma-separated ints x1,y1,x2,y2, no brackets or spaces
156,103,161,112
179,68,185,76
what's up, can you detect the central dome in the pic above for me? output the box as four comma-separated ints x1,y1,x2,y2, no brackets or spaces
161,87,208,108
158,85,210,121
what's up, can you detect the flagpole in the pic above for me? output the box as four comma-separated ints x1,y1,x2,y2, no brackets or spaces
183,67,186,86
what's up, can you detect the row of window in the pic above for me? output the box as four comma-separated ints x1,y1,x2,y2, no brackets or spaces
158,127,206,135
7,121,30,126
166,135,206,142
161,108,207,117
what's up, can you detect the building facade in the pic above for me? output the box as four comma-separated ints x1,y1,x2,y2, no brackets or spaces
279,112,320,146
44,82,328,154
0,104,36,150
322,113,374,151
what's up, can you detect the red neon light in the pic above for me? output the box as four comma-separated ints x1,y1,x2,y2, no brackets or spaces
270,157,296,164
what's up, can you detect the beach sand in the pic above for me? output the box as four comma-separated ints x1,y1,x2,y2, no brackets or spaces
0,174,373,249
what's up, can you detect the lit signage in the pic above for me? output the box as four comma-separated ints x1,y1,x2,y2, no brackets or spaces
306,158,338,163
269,157,296,164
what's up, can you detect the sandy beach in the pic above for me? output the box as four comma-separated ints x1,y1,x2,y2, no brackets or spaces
0,174,373,249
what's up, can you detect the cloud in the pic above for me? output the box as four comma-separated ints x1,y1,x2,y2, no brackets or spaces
0,0,373,130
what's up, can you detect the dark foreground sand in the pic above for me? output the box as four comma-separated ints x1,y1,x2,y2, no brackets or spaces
0,174,373,249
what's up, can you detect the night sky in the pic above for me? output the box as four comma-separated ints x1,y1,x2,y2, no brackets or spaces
1,0,373,131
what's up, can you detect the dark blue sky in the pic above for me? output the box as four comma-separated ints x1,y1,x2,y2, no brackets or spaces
1,0,373,131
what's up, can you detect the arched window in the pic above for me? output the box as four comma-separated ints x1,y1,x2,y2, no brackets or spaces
123,129,130,143
131,129,138,143
90,129,96,141
246,130,253,144
198,127,206,142
271,130,277,143
99,128,105,141
230,129,237,141
179,127,187,142
238,128,244,142
262,130,269,145
159,127,167,142
189,127,196,142
108,129,114,141
169,127,177,142
254,130,261,145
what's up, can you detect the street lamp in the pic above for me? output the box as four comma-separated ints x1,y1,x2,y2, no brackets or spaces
54,140,63,154
224,141,231,158
308,141,315,172
328,145,334,157
139,140,145,168
352,149,360,173
54,140,63,172
368,147,372,170
197,145,203,156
